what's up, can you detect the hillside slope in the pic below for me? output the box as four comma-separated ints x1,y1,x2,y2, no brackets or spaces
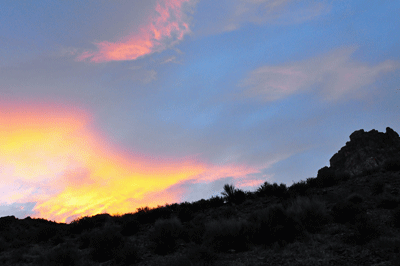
1,127,400,265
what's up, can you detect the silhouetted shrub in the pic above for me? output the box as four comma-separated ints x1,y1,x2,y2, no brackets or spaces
257,182,288,198
346,193,364,204
33,225,59,243
286,196,330,233
183,218,206,244
177,206,194,223
306,177,318,188
89,227,124,262
220,184,247,205
191,199,210,212
232,189,247,205
42,243,80,266
289,180,310,196
150,216,183,255
343,213,381,245
152,206,173,220
114,240,141,265
69,215,98,234
78,231,91,249
371,179,385,195
316,167,337,188
221,184,236,200
134,206,155,224
216,205,237,219
208,195,225,208
248,204,303,246
203,218,250,252
184,245,218,266
120,217,140,236
134,205,172,224
165,245,218,266
331,201,366,224
0,216,16,231
0,237,8,253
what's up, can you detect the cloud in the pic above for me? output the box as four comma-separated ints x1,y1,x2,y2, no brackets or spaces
240,47,399,101
77,0,196,63
0,100,258,222
196,0,328,35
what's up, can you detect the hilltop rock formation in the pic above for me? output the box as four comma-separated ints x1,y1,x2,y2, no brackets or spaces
327,127,400,177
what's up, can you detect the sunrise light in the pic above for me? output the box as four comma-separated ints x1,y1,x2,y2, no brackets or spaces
0,101,258,223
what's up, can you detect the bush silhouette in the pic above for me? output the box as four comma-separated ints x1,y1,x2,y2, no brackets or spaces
346,193,364,204
69,215,101,234
221,184,236,202
32,225,59,243
183,217,206,244
208,195,225,208
88,226,124,262
257,182,288,198
221,184,247,205
150,216,183,255
316,167,337,187
248,203,303,246
120,217,140,236
42,243,80,266
187,245,218,265
286,196,330,233
342,213,381,245
177,206,194,222
163,244,218,266
113,240,141,265
331,200,366,224
203,218,250,252
289,180,310,196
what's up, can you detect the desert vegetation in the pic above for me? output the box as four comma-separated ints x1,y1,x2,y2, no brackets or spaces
0,162,399,265
1,129,400,265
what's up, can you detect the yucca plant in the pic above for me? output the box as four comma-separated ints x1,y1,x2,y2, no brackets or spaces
221,184,246,205
221,184,236,200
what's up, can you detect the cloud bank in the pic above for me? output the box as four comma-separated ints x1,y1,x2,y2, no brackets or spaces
77,0,195,63
240,48,399,101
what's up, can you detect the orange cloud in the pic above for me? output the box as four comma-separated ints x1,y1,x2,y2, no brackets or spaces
78,0,192,63
0,101,258,223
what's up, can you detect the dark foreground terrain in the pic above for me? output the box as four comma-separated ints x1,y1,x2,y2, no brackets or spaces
1,127,400,266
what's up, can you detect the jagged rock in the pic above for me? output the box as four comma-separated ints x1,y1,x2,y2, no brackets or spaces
327,127,400,177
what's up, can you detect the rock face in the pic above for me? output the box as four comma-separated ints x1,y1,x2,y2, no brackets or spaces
328,127,400,177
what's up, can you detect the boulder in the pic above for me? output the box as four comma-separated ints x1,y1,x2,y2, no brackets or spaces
328,127,400,177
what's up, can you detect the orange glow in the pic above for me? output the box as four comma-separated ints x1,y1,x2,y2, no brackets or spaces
0,101,259,223
78,0,192,63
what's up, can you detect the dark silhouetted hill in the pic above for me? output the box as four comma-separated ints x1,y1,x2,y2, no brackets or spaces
1,127,400,265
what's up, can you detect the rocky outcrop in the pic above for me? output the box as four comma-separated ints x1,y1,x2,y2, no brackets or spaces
327,127,400,177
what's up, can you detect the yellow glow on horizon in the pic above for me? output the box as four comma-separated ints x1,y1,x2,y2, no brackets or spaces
0,102,259,223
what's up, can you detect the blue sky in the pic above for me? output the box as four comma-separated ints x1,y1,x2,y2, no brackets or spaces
0,0,399,222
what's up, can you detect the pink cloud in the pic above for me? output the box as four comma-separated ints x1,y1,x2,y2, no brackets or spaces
77,0,194,63
240,47,399,101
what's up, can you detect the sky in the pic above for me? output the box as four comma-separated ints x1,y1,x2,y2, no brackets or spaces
0,0,399,223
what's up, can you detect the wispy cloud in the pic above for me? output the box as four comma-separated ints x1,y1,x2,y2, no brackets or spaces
77,0,195,63
232,0,327,27
198,0,328,34
0,101,258,222
240,47,399,101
